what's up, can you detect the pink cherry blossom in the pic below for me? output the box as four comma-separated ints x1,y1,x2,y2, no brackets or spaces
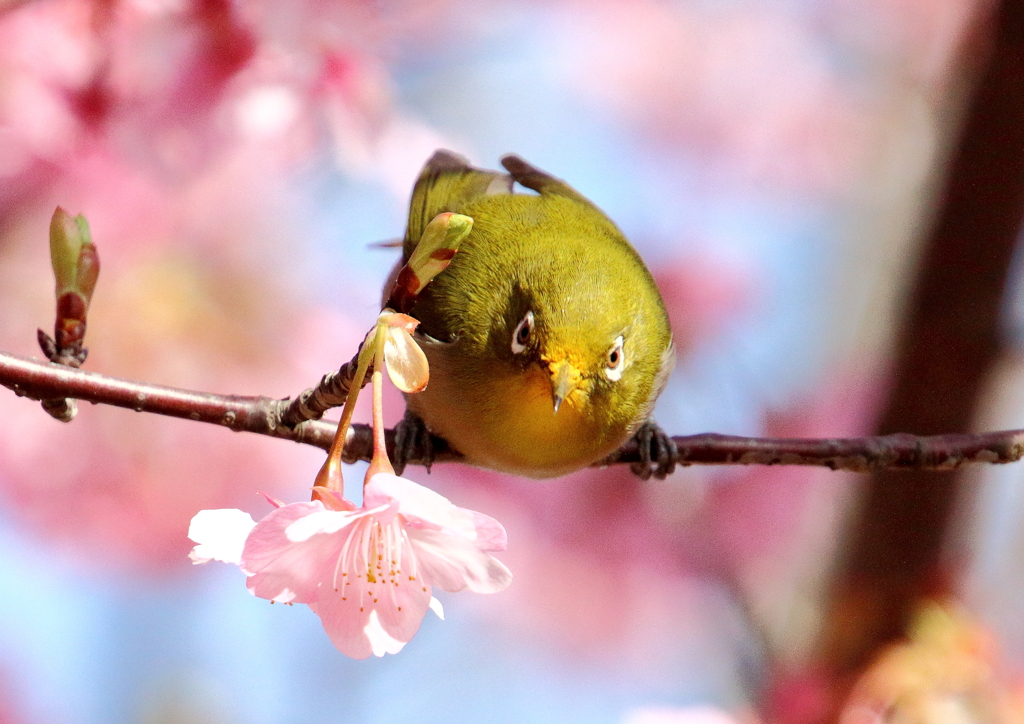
189,472,512,659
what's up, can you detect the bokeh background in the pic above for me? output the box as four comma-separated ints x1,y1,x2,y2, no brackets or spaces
0,0,1021,722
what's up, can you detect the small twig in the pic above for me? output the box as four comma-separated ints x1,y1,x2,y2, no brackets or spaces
0,348,335,445
36,327,81,423
276,349,372,428
3,348,1024,472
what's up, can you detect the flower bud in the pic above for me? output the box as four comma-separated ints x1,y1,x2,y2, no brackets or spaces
389,212,472,312
46,207,100,356
76,231,99,303
49,207,82,296
49,207,99,304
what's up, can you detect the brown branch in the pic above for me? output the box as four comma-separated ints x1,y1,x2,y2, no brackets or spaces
604,430,1024,470
1,349,336,448
274,348,371,428
3,348,1024,472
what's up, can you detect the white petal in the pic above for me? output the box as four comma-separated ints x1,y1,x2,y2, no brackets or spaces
364,609,408,657
384,327,429,393
429,596,445,620
188,509,256,565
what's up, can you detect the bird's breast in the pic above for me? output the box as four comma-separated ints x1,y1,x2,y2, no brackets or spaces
408,353,625,479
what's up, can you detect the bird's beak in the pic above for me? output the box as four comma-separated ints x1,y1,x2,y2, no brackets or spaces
548,360,580,414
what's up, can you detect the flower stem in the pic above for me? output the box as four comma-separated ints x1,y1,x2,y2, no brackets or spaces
365,325,396,482
314,330,376,493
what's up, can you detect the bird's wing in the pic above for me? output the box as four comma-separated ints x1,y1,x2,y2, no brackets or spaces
499,154,589,205
404,150,513,259
500,155,623,237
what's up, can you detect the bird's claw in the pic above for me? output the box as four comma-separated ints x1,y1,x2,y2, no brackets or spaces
393,408,434,476
629,420,677,480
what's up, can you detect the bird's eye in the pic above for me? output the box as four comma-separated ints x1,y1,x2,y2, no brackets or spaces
511,311,534,354
605,336,625,380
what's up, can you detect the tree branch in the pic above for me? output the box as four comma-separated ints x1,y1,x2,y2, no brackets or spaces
274,349,371,429
3,348,1024,472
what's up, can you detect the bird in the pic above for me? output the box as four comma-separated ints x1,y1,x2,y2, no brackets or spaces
386,150,675,479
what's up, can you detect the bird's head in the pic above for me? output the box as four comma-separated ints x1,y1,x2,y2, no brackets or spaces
491,277,672,429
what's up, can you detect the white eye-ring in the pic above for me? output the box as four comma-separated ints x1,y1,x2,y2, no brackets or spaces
605,335,625,380
511,311,534,354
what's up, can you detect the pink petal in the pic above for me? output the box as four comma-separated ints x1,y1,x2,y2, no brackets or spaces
309,594,375,659
260,492,286,509
366,472,447,512
410,528,512,594
196,472,511,659
283,508,362,542
241,501,362,604
354,516,433,644
368,473,510,550
471,511,508,551
368,473,473,537
188,508,256,565
364,610,407,657
372,565,433,642
310,486,357,512
367,580,432,651
308,517,432,658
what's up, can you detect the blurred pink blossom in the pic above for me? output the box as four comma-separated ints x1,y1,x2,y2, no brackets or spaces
836,603,1024,724
653,249,758,353
189,471,512,658
709,361,887,568
562,0,870,195
0,0,451,568
560,0,985,196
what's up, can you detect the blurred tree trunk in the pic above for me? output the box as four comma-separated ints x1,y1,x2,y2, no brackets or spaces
816,0,1024,717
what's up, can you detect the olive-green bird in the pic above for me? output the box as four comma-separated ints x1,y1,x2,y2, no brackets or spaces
387,151,675,479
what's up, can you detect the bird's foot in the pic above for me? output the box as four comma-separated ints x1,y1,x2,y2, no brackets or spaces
629,419,677,480
392,408,434,476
